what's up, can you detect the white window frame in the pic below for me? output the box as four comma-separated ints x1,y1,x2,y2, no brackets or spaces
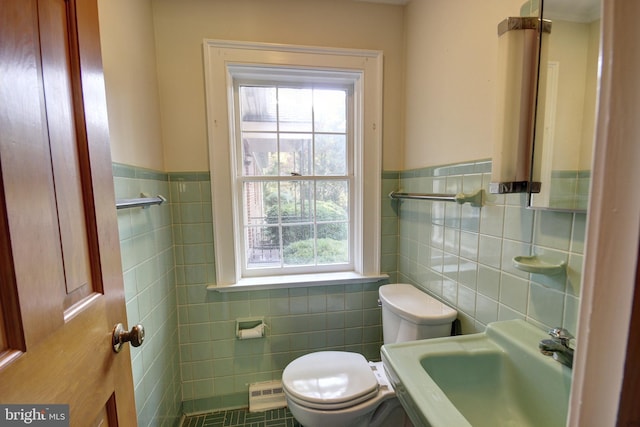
203,40,384,290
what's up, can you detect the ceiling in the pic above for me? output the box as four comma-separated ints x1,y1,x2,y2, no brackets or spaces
353,0,410,5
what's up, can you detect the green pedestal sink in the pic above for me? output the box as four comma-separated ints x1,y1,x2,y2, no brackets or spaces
381,320,572,427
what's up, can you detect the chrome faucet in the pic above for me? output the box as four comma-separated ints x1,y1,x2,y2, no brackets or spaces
539,327,574,368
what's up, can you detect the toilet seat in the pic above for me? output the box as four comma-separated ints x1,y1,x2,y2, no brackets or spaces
282,351,380,410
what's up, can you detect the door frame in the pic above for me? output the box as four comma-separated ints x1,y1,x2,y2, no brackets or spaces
568,0,640,425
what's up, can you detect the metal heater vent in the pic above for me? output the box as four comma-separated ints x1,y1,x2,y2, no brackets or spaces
248,380,287,412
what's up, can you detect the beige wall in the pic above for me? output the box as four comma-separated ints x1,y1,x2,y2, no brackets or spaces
98,0,165,171
546,19,595,171
151,0,405,172
403,0,524,170
99,0,551,173
579,19,599,171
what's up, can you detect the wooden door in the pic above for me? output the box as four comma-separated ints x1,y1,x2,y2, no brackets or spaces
0,0,137,425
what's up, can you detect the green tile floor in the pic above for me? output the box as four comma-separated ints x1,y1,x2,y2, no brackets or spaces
182,407,302,427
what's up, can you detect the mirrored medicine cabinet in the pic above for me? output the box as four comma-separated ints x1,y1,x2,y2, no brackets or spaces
529,0,601,212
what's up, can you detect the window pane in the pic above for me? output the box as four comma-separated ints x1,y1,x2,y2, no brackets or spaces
316,180,349,221
279,134,312,176
314,89,346,133
315,134,347,176
233,77,356,276
242,133,279,176
279,181,313,223
246,226,281,268
279,88,312,132
240,86,277,132
282,224,315,265
243,181,278,226
316,223,349,264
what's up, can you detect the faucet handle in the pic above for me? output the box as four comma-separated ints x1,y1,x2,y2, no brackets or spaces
548,327,574,346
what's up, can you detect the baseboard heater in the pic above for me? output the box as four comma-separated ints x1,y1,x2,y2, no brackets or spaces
249,380,287,412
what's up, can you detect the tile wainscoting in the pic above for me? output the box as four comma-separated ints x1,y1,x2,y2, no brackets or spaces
114,159,584,420
396,159,584,335
113,164,182,427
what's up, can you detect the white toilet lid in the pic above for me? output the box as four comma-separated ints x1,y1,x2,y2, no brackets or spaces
282,351,379,409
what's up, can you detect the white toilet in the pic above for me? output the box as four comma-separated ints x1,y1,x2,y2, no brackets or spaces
281,283,458,427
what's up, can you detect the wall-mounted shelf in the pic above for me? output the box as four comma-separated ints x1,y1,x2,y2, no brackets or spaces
512,255,566,275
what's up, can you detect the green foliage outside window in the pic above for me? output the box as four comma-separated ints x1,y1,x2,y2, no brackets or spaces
264,200,348,263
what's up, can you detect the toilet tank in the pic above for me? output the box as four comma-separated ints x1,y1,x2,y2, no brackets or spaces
379,284,458,344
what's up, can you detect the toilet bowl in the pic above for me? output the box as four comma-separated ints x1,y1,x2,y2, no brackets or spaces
282,352,408,427
282,284,457,427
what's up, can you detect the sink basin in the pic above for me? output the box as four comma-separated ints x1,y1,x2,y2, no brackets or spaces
381,319,572,427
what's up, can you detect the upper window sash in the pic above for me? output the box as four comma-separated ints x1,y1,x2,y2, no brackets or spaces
232,81,354,179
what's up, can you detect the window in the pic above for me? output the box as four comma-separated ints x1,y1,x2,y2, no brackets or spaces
237,83,352,275
204,41,383,289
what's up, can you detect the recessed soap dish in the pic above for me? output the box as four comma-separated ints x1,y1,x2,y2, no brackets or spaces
512,255,566,275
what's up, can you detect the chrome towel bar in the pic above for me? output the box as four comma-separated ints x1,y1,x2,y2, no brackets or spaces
116,194,166,210
389,189,483,207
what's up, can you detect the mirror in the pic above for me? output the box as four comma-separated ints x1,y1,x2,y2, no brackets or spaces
529,0,601,211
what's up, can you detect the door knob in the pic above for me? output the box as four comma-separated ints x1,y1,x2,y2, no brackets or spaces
112,323,145,353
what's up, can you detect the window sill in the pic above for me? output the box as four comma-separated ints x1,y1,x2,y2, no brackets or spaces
207,272,389,292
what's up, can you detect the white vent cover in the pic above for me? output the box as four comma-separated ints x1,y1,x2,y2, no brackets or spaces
249,380,287,412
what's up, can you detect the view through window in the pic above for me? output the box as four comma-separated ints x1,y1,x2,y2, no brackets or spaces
236,84,353,273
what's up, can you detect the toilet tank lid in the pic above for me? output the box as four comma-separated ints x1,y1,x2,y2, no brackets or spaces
379,284,457,325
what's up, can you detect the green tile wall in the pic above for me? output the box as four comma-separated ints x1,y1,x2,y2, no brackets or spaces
548,170,591,211
382,171,400,283
113,164,182,427
173,172,398,414
114,165,399,417
116,159,583,417
396,159,584,335
179,282,387,413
